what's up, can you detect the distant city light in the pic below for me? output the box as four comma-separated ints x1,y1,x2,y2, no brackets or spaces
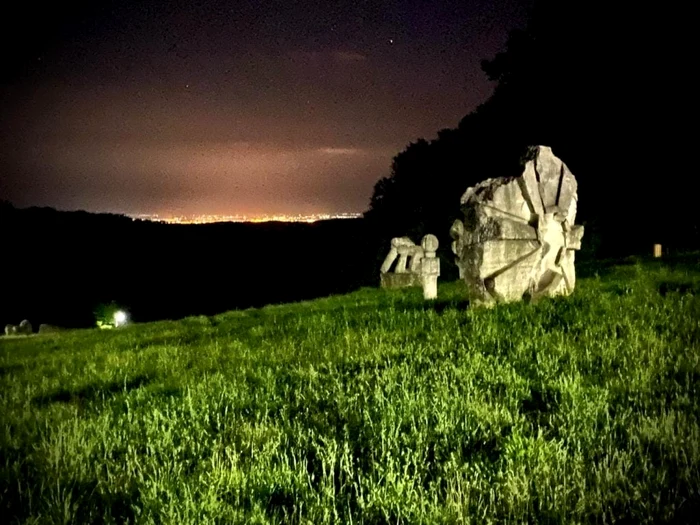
114,310,128,327
128,212,363,225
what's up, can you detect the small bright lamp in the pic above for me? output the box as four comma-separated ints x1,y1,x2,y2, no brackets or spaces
113,310,128,327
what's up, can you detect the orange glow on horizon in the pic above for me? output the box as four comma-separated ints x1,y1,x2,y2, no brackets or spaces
129,213,362,225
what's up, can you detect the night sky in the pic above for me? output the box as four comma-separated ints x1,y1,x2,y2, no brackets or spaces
1,0,531,217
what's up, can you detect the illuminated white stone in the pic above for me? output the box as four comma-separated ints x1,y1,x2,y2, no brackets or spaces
420,234,440,300
451,146,584,305
380,234,440,299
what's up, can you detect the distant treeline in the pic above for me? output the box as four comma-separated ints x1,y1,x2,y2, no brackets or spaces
0,202,376,328
0,195,684,330
365,0,696,259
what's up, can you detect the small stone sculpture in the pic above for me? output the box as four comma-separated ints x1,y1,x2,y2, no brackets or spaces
380,237,425,288
380,234,440,299
420,234,440,300
39,324,62,334
4,320,32,336
451,146,583,305
18,320,32,335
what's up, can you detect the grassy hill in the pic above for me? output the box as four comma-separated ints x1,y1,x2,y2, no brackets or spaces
2,255,700,523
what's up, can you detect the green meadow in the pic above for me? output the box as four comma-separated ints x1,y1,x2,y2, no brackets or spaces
2,255,699,524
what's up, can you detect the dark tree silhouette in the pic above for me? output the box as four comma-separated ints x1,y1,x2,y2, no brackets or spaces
366,0,696,258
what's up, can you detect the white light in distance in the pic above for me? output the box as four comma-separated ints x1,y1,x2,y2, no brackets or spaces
114,310,128,327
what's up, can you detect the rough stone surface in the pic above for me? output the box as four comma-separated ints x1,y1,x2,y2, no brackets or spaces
380,234,440,299
420,234,440,300
380,237,424,276
39,324,62,334
18,320,33,335
380,272,423,288
451,146,584,305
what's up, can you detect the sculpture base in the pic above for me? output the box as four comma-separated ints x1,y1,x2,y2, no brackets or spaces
380,273,422,289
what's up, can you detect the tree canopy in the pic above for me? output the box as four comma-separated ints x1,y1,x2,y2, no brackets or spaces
366,0,695,258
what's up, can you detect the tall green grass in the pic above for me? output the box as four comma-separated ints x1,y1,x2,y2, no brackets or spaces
2,256,699,523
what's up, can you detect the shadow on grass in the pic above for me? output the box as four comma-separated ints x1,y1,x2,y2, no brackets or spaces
658,280,699,296
426,298,471,314
0,442,140,524
520,386,561,435
150,385,184,399
578,251,700,280
576,257,639,279
71,480,139,524
388,297,471,316
32,374,153,407
0,363,23,377
265,485,297,520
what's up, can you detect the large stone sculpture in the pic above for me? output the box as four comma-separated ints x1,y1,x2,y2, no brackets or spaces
380,234,440,299
451,146,583,305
